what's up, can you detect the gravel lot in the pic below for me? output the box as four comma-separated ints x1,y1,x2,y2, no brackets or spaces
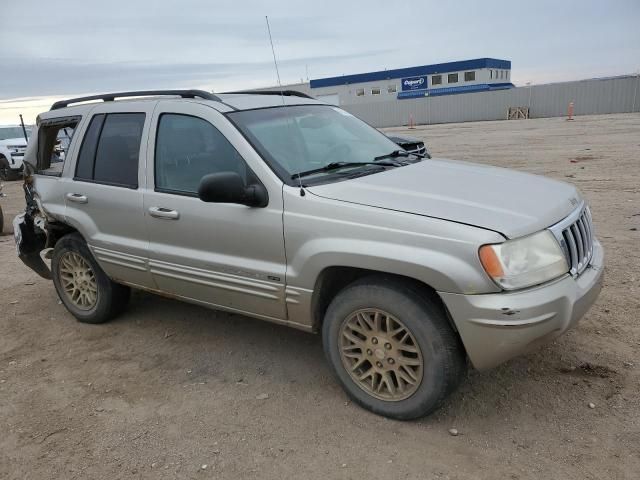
1,113,638,479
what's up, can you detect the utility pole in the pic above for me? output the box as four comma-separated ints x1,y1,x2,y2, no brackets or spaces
632,70,640,113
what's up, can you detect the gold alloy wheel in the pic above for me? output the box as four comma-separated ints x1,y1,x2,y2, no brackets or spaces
339,308,423,401
58,252,98,310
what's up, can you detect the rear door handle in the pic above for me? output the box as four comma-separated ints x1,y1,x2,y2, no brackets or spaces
66,193,88,204
148,206,180,220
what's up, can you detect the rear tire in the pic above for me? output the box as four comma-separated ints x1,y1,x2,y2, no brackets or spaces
52,233,130,324
322,275,466,420
0,157,11,181
0,157,19,181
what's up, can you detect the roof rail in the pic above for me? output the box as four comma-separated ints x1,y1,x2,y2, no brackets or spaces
50,89,221,110
222,90,314,99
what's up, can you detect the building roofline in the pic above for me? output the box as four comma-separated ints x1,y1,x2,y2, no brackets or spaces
310,58,511,89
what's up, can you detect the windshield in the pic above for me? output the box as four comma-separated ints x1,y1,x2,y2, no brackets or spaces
228,105,407,184
0,127,30,141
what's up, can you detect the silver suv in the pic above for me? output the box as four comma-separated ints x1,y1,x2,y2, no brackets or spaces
14,90,604,419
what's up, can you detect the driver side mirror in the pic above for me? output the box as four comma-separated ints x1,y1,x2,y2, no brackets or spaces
198,172,268,208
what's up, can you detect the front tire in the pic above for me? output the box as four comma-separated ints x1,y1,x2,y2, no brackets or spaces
52,233,130,324
322,276,466,420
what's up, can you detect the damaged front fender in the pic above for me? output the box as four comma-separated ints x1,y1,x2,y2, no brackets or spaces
13,212,51,280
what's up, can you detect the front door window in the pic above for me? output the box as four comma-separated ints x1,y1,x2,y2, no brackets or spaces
154,113,250,195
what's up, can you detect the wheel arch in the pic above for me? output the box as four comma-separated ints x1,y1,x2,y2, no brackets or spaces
310,266,460,337
46,220,83,249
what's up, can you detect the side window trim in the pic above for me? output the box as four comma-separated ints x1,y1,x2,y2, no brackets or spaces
91,115,109,180
154,186,200,198
74,113,105,181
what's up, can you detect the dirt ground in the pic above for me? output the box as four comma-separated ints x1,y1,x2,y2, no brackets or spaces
1,113,638,479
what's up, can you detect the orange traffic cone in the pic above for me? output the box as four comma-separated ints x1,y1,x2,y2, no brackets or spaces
409,114,415,129
567,101,574,121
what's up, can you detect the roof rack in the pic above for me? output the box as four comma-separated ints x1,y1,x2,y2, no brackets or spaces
50,89,221,110
221,90,314,99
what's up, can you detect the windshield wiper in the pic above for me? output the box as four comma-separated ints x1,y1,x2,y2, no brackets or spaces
374,149,424,161
291,161,400,180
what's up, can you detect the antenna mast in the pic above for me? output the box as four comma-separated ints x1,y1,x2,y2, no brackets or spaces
264,15,304,196
265,16,285,104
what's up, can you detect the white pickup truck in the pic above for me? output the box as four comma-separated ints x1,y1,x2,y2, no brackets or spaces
0,126,31,180
1,126,30,180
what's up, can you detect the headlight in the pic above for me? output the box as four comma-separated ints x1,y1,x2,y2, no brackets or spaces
479,230,569,290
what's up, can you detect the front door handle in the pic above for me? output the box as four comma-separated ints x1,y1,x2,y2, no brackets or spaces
148,206,180,220
66,193,88,204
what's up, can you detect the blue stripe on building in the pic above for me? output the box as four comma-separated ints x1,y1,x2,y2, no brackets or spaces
397,90,430,99
395,82,514,99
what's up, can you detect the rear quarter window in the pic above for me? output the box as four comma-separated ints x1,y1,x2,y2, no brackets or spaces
34,116,80,176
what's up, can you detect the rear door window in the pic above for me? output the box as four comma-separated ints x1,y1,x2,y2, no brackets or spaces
75,113,145,188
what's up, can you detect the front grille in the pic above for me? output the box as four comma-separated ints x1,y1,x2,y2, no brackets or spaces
10,147,26,157
403,143,426,155
552,205,594,276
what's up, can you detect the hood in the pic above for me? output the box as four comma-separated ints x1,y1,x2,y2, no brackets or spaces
0,137,27,146
306,158,581,238
385,133,423,144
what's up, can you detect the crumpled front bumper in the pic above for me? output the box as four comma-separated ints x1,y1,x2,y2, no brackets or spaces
439,240,604,370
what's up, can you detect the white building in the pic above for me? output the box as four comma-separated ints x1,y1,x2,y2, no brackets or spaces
253,58,513,107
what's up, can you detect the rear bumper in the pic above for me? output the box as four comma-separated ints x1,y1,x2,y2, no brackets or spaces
439,240,604,370
13,213,51,280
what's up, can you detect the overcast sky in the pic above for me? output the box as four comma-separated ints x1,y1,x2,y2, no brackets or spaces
1,0,639,124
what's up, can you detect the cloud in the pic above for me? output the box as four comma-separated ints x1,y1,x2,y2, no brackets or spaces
0,49,392,101
0,0,638,121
